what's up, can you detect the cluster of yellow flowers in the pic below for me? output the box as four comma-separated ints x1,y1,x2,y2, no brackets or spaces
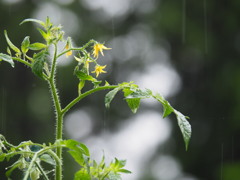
65,40,111,78
91,43,111,77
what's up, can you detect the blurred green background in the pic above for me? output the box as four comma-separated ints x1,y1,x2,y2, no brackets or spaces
1,0,240,179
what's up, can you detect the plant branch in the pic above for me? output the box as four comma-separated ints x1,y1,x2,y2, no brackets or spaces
35,161,50,180
12,57,31,67
48,43,64,180
62,85,118,115
56,39,95,58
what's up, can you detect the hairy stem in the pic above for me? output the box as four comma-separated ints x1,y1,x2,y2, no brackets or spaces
12,57,32,67
48,43,63,180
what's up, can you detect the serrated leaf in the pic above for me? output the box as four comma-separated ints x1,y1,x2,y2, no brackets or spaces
40,154,56,166
32,50,47,78
29,43,47,51
4,30,21,54
105,88,121,109
21,36,30,54
174,110,191,150
20,18,45,27
75,70,96,82
0,53,14,67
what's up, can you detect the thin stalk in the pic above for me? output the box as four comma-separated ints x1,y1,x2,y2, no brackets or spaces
35,161,49,180
62,85,118,115
12,57,48,80
57,39,95,59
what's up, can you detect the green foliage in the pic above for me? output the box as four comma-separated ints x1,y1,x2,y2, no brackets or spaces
174,110,191,150
105,87,122,108
0,17,191,179
4,30,21,56
0,137,131,180
0,53,14,67
104,83,191,150
21,36,30,54
73,156,131,180
32,50,48,79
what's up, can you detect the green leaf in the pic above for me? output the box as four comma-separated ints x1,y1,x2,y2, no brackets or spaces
126,98,140,113
4,30,21,54
78,80,85,94
64,139,90,166
32,50,47,79
68,151,85,166
123,88,141,113
0,53,14,67
21,36,30,54
153,93,174,118
125,88,152,99
105,87,121,109
40,154,56,166
7,47,12,56
45,16,53,29
174,110,191,150
63,139,90,156
75,70,96,82
38,28,49,41
20,18,45,27
108,172,121,180
0,153,6,162
29,43,47,51
74,169,91,180
118,169,132,174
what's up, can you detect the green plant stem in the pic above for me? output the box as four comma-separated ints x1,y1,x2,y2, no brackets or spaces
12,57,49,80
12,57,32,67
35,161,49,180
62,85,118,115
49,42,117,180
23,146,62,180
56,39,95,58
48,43,63,180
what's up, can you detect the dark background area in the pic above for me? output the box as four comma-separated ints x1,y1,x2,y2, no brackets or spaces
1,0,240,179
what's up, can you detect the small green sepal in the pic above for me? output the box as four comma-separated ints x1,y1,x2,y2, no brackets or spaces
4,30,21,54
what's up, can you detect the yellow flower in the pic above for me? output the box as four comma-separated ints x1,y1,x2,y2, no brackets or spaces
65,37,72,57
92,43,111,59
65,44,72,57
92,65,107,77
